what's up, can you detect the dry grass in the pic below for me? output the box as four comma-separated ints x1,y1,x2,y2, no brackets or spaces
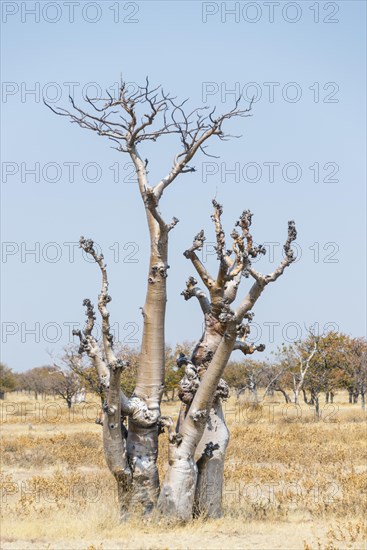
1,391,366,550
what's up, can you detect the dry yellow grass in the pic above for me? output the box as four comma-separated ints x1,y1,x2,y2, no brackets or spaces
1,392,366,550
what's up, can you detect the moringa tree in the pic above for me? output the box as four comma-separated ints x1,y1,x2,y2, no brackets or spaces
49,78,297,521
158,203,296,520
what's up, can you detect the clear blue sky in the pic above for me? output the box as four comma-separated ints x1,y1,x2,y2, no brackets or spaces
1,1,366,371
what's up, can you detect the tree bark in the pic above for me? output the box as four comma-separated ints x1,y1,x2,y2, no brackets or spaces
194,400,229,518
158,327,236,521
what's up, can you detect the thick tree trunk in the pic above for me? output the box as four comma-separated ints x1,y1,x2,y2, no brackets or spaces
158,327,236,520
103,415,132,516
125,150,169,512
126,422,159,512
125,243,165,510
194,400,229,518
101,366,132,517
157,441,198,522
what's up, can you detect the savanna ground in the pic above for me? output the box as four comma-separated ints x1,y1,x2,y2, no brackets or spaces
0,391,366,550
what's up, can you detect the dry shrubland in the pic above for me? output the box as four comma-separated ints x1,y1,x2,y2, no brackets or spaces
1,391,366,550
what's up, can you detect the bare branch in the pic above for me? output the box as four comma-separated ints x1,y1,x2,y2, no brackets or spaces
181,276,211,315
264,221,297,283
154,96,253,199
184,230,216,290
233,340,266,355
79,237,116,366
236,220,297,321
210,200,233,285
72,300,110,388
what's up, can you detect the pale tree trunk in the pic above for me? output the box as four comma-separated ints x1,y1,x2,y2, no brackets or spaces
194,400,229,518
175,306,229,519
294,388,300,404
125,169,168,509
102,366,131,515
158,327,237,521
292,342,317,405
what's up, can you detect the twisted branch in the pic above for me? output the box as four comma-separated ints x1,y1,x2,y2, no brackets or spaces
181,277,211,315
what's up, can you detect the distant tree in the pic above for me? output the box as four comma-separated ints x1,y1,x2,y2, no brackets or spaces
233,359,290,403
222,361,248,393
299,332,347,418
117,345,139,398
0,363,16,399
49,366,84,409
63,345,103,398
18,365,57,399
277,331,318,404
341,336,367,409
64,342,139,401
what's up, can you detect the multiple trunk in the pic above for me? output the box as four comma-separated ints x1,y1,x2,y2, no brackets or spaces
75,201,296,521
58,79,297,522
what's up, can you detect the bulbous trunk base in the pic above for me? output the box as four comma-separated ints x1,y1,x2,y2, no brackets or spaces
157,454,197,522
127,421,159,513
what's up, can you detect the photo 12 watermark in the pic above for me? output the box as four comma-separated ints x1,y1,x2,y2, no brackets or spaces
202,81,340,104
1,2,140,24
201,2,340,24
1,320,140,345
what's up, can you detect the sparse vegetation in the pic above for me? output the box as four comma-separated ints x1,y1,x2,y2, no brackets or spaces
1,390,366,549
